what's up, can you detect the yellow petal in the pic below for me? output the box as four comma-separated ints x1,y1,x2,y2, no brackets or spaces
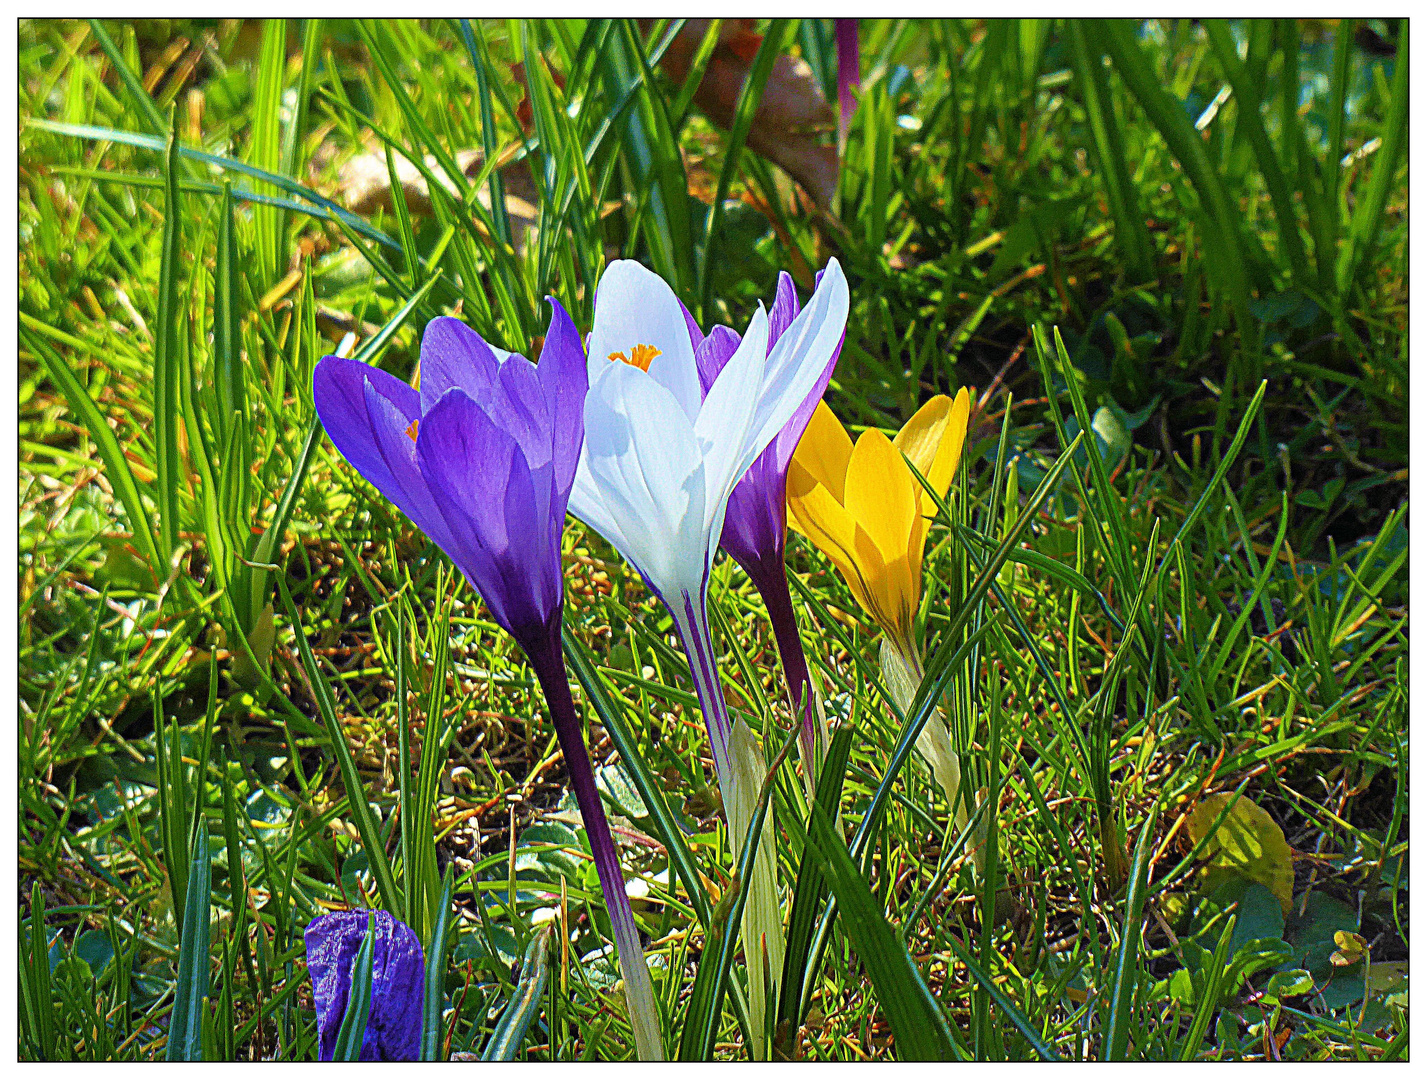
843,430,921,642
786,466,880,619
893,387,973,509
844,429,918,566
792,400,854,505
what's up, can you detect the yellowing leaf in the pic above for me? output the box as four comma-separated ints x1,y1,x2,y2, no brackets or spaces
1331,930,1368,967
1187,792,1294,917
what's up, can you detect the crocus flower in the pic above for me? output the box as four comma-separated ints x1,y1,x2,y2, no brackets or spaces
305,909,423,1061
694,271,843,773
312,307,664,1060
786,390,973,822
568,258,848,1059
835,19,860,154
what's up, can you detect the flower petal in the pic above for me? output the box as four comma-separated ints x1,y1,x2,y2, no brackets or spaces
790,400,854,505
739,259,849,477
893,387,971,510
304,910,424,1062
766,271,800,345
418,316,504,415
488,348,551,469
696,305,768,538
844,428,918,566
693,324,741,396
313,357,456,551
589,260,702,424
786,462,877,617
578,361,708,593
538,297,588,499
416,389,559,639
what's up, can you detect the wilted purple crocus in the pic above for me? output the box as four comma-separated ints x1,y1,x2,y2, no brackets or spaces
305,909,423,1061
692,272,843,767
312,305,664,1060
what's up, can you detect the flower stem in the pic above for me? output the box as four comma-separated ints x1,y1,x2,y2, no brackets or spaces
669,587,784,1060
671,587,734,791
528,627,664,1061
755,568,818,769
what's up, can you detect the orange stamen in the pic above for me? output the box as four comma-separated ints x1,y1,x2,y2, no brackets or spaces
607,343,662,371
406,419,419,441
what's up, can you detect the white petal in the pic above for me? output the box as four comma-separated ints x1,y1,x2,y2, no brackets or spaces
588,260,702,425
568,454,635,564
578,361,708,594
741,259,850,477
694,305,768,538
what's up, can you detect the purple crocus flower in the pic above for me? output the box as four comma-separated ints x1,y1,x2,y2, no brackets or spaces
692,272,843,763
312,306,664,1060
835,19,860,153
304,909,423,1061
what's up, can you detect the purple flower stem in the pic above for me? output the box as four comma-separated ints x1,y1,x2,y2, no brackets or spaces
754,568,817,768
527,625,664,1061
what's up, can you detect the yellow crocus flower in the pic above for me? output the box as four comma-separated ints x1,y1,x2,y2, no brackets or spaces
787,387,978,859
786,388,972,655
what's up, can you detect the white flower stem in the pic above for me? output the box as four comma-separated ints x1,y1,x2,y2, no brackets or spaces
670,587,785,1060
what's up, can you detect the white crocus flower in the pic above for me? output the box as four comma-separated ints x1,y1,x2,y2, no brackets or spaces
569,258,848,1058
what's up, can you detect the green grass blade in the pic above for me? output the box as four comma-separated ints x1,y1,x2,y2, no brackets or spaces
943,934,1059,1060
1067,21,1155,283
1104,805,1158,1060
798,801,960,1061
678,723,799,1061
1202,20,1311,288
332,913,377,1061
249,19,287,287
276,575,403,917
153,107,184,563
1337,19,1408,293
22,883,57,1060
27,118,401,250
561,626,712,930
697,18,792,318
421,866,456,1061
1094,19,1255,355
86,18,168,138
778,721,854,1033
167,825,212,1062
22,327,161,580
483,928,553,1060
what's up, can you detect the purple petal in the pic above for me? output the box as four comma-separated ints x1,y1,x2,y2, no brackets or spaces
416,389,561,642
489,351,551,470
304,910,424,1062
538,297,588,500
767,272,800,347
419,316,502,415
693,325,742,396
313,357,454,553
679,297,705,350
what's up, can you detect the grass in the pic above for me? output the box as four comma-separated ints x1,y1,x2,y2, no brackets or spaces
17,17,1408,1062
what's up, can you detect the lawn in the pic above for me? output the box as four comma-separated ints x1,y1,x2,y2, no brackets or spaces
17,17,1408,1062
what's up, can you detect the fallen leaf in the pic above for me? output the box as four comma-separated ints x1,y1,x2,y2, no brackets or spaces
335,140,541,251
1187,791,1295,916
658,19,839,212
